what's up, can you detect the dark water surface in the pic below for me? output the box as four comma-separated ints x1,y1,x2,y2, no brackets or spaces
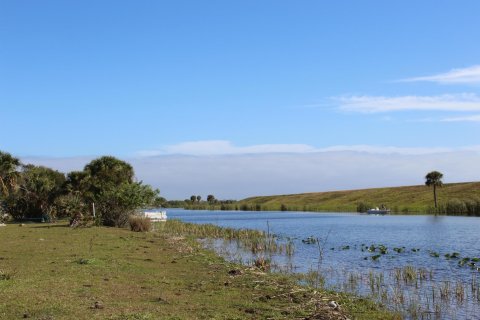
167,209,480,319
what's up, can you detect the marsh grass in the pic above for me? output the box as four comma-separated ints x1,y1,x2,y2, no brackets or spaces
164,219,294,258
311,263,480,319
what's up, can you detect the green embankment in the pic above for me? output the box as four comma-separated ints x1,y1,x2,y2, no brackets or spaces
239,182,480,213
0,222,396,320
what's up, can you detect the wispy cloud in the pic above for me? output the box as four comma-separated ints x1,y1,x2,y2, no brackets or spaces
335,94,480,113
136,140,318,157
135,140,480,157
317,145,455,155
440,114,480,122
402,65,480,84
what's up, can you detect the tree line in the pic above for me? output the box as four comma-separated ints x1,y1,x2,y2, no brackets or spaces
0,151,164,227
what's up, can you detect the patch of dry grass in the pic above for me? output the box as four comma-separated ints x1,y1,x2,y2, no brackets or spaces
128,215,152,232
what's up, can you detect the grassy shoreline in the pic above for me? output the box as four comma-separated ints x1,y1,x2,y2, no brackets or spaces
0,222,397,319
180,181,480,215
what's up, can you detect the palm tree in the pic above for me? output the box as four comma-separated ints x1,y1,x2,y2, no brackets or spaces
207,194,215,203
0,151,21,197
425,171,443,209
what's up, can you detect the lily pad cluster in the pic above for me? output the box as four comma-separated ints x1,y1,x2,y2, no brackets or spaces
360,243,388,255
443,253,480,269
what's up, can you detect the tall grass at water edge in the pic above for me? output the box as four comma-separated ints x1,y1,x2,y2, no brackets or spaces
163,219,294,257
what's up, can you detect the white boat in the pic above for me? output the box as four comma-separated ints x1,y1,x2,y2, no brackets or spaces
142,210,167,221
367,207,390,215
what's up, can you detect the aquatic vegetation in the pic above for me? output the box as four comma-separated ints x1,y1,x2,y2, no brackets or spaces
378,245,388,255
444,252,460,259
164,219,295,257
429,250,440,258
301,236,317,244
371,254,381,261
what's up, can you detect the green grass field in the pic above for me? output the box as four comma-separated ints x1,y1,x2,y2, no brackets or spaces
239,181,480,213
0,222,397,320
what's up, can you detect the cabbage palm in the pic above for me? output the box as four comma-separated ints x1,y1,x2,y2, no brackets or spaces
0,151,21,197
425,171,443,209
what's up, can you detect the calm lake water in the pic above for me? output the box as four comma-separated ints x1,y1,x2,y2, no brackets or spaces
167,209,480,319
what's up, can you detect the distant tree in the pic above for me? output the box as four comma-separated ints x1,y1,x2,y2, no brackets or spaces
207,194,216,203
0,151,21,198
196,195,201,202
425,171,443,209
153,196,166,207
190,195,196,203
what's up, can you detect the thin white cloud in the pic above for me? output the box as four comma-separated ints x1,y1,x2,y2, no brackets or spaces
135,140,480,157
402,65,480,84
136,140,318,156
440,114,480,122
335,94,480,113
317,145,454,155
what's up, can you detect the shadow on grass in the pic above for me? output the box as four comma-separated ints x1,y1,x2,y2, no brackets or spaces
30,223,70,228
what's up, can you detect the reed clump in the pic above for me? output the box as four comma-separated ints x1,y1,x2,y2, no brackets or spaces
128,215,153,232
163,219,295,256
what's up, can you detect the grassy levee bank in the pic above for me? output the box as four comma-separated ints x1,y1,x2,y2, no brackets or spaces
238,181,480,214
0,222,397,320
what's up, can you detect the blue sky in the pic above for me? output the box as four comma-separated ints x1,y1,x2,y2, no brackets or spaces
2,1,480,198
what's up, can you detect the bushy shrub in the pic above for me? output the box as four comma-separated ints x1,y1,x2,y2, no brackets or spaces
356,202,371,213
55,194,86,219
97,182,158,227
128,215,152,232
